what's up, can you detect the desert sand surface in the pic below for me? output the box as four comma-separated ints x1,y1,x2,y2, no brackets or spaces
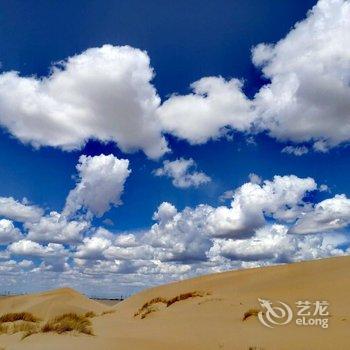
93,299,121,307
0,255,349,350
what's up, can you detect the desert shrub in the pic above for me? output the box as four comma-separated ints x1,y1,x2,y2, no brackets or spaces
84,311,96,318
0,323,9,334
41,313,93,335
0,320,39,339
0,312,39,323
134,291,209,319
101,309,115,316
166,291,207,307
11,321,38,334
13,321,39,339
140,305,158,319
243,308,261,321
134,297,168,317
197,297,222,305
0,312,95,339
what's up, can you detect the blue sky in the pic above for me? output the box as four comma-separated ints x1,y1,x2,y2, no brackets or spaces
0,0,349,297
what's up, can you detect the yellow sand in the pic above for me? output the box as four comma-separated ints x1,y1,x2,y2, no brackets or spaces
0,288,106,321
1,255,349,350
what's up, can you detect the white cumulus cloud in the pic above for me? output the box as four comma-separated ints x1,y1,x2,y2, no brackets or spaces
25,211,90,244
209,224,345,263
0,45,168,159
253,0,350,150
158,77,253,144
157,0,350,152
289,194,350,234
0,219,22,245
8,240,68,271
64,154,131,217
207,175,317,238
0,197,43,223
8,239,67,258
154,158,211,188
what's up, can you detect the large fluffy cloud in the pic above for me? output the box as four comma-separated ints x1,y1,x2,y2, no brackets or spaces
0,154,131,249
64,154,131,217
289,194,350,234
154,158,211,188
145,204,213,262
209,224,346,263
0,154,130,244
158,0,350,151
0,219,22,245
75,204,213,264
206,175,317,238
8,239,66,258
158,77,253,144
0,45,168,159
252,0,350,150
8,239,68,271
25,211,90,244
75,228,113,260
0,197,43,223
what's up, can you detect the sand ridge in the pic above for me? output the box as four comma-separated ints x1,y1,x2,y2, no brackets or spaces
0,287,106,320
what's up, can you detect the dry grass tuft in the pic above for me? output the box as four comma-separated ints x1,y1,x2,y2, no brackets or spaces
243,308,261,321
166,291,207,307
140,305,159,319
134,291,209,319
0,312,40,339
84,311,96,318
0,323,9,334
11,321,38,334
13,322,39,340
198,297,222,305
41,313,94,335
0,312,39,323
0,320,39,339
101,309,115,316
0,311,95,339
134,297,168,317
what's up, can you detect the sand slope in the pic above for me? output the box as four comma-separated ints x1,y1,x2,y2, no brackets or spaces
1,256,350,350
0,288,106,321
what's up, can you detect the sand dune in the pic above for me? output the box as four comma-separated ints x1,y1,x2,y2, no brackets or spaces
1,256,349,349
0,288,106,320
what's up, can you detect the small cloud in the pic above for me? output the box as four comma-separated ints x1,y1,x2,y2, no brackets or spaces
102,218,114,226
248,173,262,185
154,158,211,189
18,259,34,269
313,141,329,153
219,190,235,203
281,145,308,156
246,136,257,146
319,184,330,193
